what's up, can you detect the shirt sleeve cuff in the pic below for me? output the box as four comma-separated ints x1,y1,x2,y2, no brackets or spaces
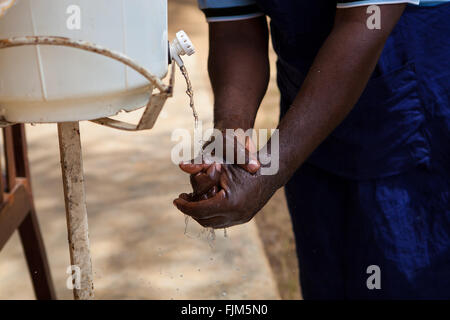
336,0,420,8
201,4,263,22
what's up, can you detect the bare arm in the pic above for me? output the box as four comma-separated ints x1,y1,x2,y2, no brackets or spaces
208,16,269,131
175,5,408,228
269,5,406,188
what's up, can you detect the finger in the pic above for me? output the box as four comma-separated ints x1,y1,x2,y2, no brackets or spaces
207,185,218,198
238,157,260,174
190,164,221,196
190,172,214,196
232,136,260,174
219,167,232,194
179,162,209,174
206,163,222,186
244,136,260,173
179,193,194,201
245,135,257,155
173,189,227,219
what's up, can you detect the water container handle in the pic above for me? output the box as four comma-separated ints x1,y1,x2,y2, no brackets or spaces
0,36,170,92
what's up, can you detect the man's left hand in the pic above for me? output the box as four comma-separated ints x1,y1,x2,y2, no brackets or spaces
173,164,276,229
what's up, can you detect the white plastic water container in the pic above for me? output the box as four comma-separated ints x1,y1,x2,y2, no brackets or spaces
0,0,168,123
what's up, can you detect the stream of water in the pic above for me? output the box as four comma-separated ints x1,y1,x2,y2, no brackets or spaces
180,65,228,243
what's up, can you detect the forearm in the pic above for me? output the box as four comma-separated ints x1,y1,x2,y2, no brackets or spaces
267,5,406,188
208,17,270,130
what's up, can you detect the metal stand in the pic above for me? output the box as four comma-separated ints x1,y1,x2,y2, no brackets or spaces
0,124,56,300
0,34,178,300
58,122,94,300
0,122,94,300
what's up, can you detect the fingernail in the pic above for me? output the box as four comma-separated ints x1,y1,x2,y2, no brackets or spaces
247,161,260,173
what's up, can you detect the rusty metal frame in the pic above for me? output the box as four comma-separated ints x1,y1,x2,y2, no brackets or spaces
58,122,93,300
91,62,176,131
0,124,56,299
0,35,178,300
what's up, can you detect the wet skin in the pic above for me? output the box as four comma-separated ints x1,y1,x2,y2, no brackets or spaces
174,5,406,229
176,164,275,228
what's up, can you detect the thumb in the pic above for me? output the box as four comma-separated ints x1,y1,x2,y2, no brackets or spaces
239,157,260,173
179,161,209,174
239,136,260,173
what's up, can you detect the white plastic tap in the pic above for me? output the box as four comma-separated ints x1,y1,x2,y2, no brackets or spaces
170,30,195,67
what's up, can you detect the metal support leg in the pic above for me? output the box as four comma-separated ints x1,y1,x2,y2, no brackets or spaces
1,124,56,300
57,122,94,300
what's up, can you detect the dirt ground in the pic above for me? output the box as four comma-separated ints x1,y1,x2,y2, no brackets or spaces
0,0,301,300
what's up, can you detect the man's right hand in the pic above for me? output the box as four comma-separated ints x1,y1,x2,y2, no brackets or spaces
180,130,261,199
180,15,269,201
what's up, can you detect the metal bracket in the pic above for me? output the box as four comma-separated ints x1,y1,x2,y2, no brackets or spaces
90,62,176,131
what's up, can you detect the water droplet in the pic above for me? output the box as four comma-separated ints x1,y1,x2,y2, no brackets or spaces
184,215,189,234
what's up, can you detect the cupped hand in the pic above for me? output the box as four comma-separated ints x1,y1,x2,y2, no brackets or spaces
180,129,261,173
179,130,261,200
173,164,277,229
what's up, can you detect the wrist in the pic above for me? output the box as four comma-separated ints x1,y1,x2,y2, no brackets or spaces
257,138,287,191
214,119,254,131
257,167,283,197
213,105,257,131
